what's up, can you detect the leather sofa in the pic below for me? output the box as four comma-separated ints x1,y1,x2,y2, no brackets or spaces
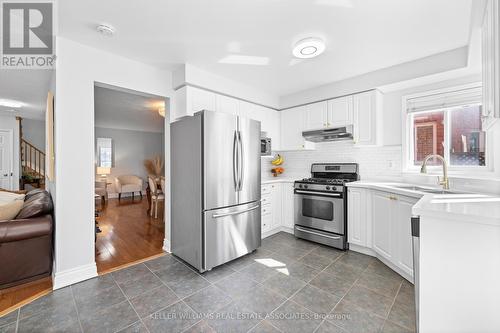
0,189,54,289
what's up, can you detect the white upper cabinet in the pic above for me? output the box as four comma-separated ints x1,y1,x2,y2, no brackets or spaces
305,101,328,130
215,94,239,116
328,95,353,128
353,90,383,146
481,0,500,129
173,86,216,121
280,106,315,151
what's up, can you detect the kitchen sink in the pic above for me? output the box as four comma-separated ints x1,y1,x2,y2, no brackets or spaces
393,185,466,195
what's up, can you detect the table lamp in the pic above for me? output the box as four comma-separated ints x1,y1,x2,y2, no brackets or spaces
96,167,111,181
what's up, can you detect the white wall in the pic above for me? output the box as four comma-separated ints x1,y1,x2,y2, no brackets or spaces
95,127,164,194
22,118,46,152
54,37,173,289
0,115,20,190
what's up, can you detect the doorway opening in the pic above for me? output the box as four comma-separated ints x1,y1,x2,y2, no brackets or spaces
93,83,167,274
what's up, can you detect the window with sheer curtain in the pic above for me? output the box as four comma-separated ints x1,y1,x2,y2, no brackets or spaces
404,84,487,169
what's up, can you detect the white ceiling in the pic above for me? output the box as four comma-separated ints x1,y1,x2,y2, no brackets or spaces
0,70,53,120
94,86,165,133
59,0,473,96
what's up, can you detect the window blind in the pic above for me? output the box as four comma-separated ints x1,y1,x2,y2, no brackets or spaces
406,86,482,113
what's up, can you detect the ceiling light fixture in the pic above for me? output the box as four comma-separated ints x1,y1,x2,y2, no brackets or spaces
0,99,23,108
293,37,326,59
96,24,115,36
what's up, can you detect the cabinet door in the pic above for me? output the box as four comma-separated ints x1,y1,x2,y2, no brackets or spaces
215,94,239,116
271,183,282,229
328,95,353,127
305,101,328,130
280,106,307,150
347,187,369,247
267,110,281,151
394,195,417,277
372,191,393,260
281,182,295,229
353,91,374,145
190,87,216,113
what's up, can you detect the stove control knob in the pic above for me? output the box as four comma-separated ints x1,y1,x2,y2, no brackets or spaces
298,184,303,188
325,186,330,190
304,185,308,189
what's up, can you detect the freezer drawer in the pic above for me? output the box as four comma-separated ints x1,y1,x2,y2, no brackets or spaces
204,201,261,271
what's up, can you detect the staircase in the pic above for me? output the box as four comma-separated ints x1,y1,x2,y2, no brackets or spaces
18,117,46,189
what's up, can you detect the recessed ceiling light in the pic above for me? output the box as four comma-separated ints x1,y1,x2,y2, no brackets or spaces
0,99,23,108
96,24,115,36
293,37,326,59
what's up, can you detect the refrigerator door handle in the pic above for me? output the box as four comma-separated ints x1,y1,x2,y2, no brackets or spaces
238,131,244,191
212,204,260,218
233,130,239,191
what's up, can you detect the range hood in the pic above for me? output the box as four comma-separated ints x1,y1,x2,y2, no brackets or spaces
302,125,354,142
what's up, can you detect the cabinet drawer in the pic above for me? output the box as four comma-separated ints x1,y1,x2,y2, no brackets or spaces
261,203,272,216
262,213,273,232
261,184,272,195
261,193,272,205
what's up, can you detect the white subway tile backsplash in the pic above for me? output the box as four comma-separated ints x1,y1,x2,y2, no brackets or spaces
267,142,403,180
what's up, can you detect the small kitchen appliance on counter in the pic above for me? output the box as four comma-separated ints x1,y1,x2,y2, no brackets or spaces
294,163,359,250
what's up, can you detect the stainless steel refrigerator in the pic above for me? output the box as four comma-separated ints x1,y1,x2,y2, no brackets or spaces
171,110,261,272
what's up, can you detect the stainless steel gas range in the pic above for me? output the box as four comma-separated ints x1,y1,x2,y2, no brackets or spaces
294,163,359,250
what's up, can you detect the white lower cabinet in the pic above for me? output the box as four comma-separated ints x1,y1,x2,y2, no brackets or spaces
372,191,394,261
347,187,370,247
260,181,295,238
348,187,418,280
281,181,295,229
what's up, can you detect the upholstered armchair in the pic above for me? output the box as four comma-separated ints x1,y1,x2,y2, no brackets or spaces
115,175,143,200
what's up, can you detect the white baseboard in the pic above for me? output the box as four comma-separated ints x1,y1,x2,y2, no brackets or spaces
53,263,98,290
348,243,377,257
163,238,171,253
348,243,413,283
280,226,294,234
107,191,146,199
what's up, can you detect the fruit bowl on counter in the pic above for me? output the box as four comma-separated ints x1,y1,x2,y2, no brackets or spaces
270,154,285,177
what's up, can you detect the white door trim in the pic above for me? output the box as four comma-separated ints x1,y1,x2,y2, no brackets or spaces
0,128,14,190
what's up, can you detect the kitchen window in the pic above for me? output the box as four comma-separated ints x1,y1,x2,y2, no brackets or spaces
403,84,488,171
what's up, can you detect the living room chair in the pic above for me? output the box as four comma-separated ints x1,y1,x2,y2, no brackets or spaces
95,181,108,204
115,175,143,200
148,176,164,218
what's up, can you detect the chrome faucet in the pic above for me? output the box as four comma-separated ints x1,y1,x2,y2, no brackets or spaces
420,154,449,190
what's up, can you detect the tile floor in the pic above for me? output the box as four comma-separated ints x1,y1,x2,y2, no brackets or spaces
0,232,416,333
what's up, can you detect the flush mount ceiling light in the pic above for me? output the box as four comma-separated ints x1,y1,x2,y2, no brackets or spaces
292,37,326,59
0,99,23,108
96,24,115,36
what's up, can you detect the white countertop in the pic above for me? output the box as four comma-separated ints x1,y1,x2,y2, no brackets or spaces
347,180,500,226
346,181,425,198
261,177,297,184
413,193,500,226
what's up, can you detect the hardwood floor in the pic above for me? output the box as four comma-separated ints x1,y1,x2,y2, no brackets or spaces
95,196,165,273
0,277,52,316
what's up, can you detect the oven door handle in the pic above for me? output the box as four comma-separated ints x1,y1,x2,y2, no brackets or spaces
295,226,342,240
295,190,342,197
